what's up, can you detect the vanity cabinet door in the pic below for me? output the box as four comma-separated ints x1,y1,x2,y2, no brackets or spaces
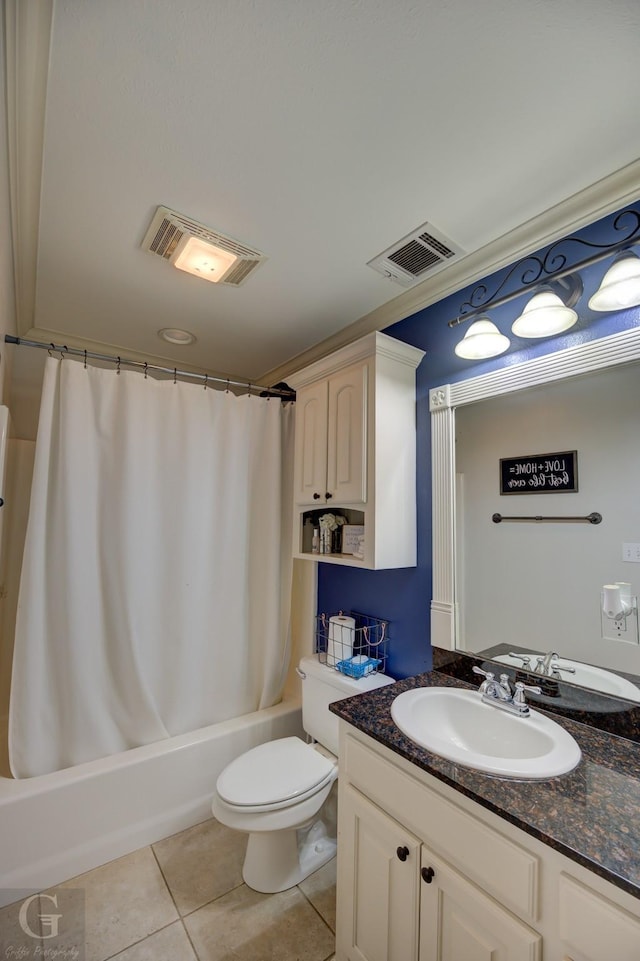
558,873,640,961
418,844,541,961
337,785,420,961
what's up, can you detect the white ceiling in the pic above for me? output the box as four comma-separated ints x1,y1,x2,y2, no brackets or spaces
6,0,640,388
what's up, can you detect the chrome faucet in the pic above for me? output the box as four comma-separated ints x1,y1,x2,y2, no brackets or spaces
534,651,558,675
531,651,576,679
472,666,541,716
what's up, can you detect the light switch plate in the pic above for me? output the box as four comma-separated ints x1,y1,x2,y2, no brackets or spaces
622,543,640,563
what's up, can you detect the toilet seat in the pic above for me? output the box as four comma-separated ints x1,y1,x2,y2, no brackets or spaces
216,736,337,813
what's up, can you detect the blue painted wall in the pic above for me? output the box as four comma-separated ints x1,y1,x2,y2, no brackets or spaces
317,203,640,678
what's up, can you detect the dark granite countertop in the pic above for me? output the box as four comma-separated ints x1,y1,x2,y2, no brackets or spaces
330,670,640,901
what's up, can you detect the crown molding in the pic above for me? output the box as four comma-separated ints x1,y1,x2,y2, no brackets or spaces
264,159,640,386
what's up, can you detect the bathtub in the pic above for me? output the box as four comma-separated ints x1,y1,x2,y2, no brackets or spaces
0,698,303,906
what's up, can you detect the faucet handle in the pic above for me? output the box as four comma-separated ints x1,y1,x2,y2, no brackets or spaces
472,666,492,678
508,652,532,669
513,680,542,710
551,664,576,677
472,665,495,693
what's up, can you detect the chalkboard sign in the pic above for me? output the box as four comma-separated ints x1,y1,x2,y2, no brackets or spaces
500,450,578,495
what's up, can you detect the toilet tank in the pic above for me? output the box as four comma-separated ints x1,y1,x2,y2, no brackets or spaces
300,655,395,756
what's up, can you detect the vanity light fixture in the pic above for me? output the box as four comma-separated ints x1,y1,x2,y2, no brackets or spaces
448,207,640,360
511,276,582,339
511,291,577,338
588,251,640,311
454,318,510,360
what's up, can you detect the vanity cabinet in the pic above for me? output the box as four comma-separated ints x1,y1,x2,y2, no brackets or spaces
287,332,424,570
336,726,640,961
340,783,539,961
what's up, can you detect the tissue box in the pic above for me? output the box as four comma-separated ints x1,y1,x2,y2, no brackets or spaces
336,656,381,679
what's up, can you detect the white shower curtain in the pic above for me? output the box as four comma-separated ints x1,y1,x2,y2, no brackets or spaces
9,357,294,778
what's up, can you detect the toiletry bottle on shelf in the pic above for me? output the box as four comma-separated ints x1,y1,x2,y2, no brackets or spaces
311,528,320,554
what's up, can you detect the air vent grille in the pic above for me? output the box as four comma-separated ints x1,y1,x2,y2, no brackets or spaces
418,230,456,260
388,240,441,275
148,219,184,260
141,207,267,286
367,221,464,288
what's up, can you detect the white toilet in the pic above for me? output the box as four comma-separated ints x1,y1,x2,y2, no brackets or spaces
211,654,394,893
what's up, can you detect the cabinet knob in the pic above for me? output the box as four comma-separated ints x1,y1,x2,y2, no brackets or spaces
325,492,333,500
396,846,410,862
313,492,321,500
421,866,435,884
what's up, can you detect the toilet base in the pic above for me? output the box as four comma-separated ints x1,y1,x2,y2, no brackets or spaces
242,818,337,894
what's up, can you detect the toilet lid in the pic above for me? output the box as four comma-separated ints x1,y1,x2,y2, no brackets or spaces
216,737,336,807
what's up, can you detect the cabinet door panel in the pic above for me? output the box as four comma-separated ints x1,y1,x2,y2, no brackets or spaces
419,847,541,961
558,873,640,961
326,363,367,504
338,785,419,961
294,380,328,505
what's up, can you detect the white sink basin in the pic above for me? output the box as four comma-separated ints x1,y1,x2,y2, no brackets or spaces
492,654,640,703
391,687,581,779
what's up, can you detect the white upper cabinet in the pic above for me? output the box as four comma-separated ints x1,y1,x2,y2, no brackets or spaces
295,378,330,506
295,362,366,507
288,332,424,570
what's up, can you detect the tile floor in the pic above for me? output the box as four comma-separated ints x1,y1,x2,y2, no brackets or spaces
0,818,337,961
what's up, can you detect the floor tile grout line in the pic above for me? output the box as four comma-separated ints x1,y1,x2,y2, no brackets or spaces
178,879,247,919
150,824,248,918
149,842,182,918
179,915,202,961
296,881,336,935
146,837,204,958
100,917,182,961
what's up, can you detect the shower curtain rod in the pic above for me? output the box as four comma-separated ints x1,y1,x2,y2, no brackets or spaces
4,336,296,399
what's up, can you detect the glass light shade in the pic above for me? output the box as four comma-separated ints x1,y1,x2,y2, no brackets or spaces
173,236,238,283
454,318,510,360
511,291,577,338
588,253,640,311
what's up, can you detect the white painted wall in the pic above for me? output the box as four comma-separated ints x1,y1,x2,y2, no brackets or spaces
456,362,640,677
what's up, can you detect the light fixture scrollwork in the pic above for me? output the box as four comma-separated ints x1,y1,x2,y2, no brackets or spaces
450,208,640,360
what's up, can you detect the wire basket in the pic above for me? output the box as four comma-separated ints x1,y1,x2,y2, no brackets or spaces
315,610,388,678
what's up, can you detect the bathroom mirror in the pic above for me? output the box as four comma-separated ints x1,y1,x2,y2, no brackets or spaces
429,325,640,703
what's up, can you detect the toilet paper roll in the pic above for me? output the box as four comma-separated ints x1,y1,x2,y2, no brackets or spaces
327,615,355,667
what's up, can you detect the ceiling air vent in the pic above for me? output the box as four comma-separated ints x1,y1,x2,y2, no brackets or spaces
367,222,465,288
141,206,267,286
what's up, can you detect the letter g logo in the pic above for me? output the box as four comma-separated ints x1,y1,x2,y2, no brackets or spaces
18,892,63,939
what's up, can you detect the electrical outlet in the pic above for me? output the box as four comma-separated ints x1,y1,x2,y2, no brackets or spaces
601,608,639,644
622,543,640,563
